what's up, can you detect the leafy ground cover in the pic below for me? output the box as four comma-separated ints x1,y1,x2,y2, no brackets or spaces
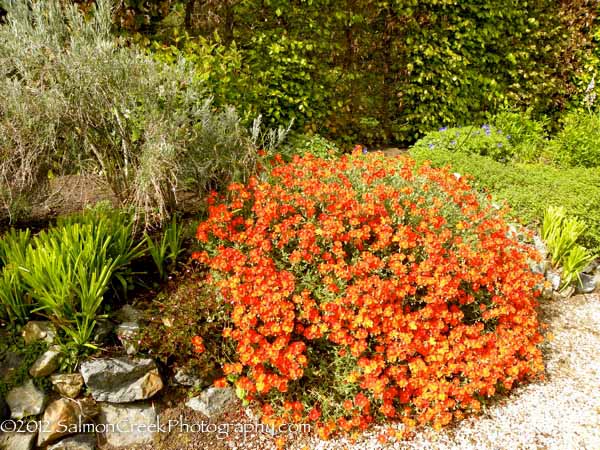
409,147,600,253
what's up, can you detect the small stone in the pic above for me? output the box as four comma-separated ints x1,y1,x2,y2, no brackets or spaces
97,402,157,447
0,350,23,382
80,357,163,403
37,398,86,446
6,379,47,419
29,345,62,377
0,431,37,450
50,373,85,398
576,273,597,294
114,305,144,323
22,321,56,345
529,259,547,276
185,387,236,418
92,320,114,345
533,235,548,260
115,322,140,356
546,269,561,292
173,367,205,388
47,434,96,450
553,285,575,300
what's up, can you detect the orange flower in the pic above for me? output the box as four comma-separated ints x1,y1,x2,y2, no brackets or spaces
194,150,544,437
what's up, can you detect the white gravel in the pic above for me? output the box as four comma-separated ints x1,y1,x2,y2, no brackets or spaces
228,293,600,450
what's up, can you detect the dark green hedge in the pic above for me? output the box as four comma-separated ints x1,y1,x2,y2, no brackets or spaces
144,0,597,146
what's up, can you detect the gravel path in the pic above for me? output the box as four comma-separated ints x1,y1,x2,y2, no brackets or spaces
224,293,600,450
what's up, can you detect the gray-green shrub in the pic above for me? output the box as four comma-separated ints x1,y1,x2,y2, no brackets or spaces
0,0,274,225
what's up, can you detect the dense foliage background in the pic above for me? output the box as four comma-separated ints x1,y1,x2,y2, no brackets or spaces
86,0,599,146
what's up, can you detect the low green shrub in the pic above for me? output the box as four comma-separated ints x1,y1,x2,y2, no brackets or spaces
279,133,342,160
0,205,146,348
56,203,146,297
541,206,596,290
139,267,234,385
412,125,514,162
145,215,185,281
546,111,600,168
23,223,117,348
487,110,548,162
0,229,31,324
409,147,600,252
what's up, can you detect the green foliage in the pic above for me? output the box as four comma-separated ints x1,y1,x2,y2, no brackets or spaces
138,267,234,384
561,245,596,290
0,205,146,349
546,111,600,168
487,109,548,162
0,332,49,398
143,0,596,145
541,206,585,267
413,125,514,161
0,228,30,268
409,147,600,253
56,203,146,297
279,133,342,161
541,206,595,290
22,223,117,348
569,2,600,112
145,215,185,280
0,229,31,324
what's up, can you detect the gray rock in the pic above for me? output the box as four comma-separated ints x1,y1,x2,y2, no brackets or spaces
97,402,157,448
37,398,87,446
29,345,62,378
173,368,205,388
0,350,23,382
92,320,114,344
553,285,575,300
113,305,144,324
185,387,236,418
546,269,561,291
533,235,548,260
80,357,163,403
529,259,547,276
576,272,597,294
115,322,140,356
50,373,85,399
47,434,96,450
75,398,100,420
22,321,56,345
0,431,36,450
6,379,47,418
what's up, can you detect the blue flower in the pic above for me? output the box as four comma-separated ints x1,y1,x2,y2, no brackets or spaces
362,147,368,154
497,142,503,148
428,143,435,149
506,135,512,140
439,127,448,132
451,140,457,146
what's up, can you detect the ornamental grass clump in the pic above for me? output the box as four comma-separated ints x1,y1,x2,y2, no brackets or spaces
194,150,545,438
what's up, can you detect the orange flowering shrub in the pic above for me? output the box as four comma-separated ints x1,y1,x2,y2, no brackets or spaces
194,150,544,436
